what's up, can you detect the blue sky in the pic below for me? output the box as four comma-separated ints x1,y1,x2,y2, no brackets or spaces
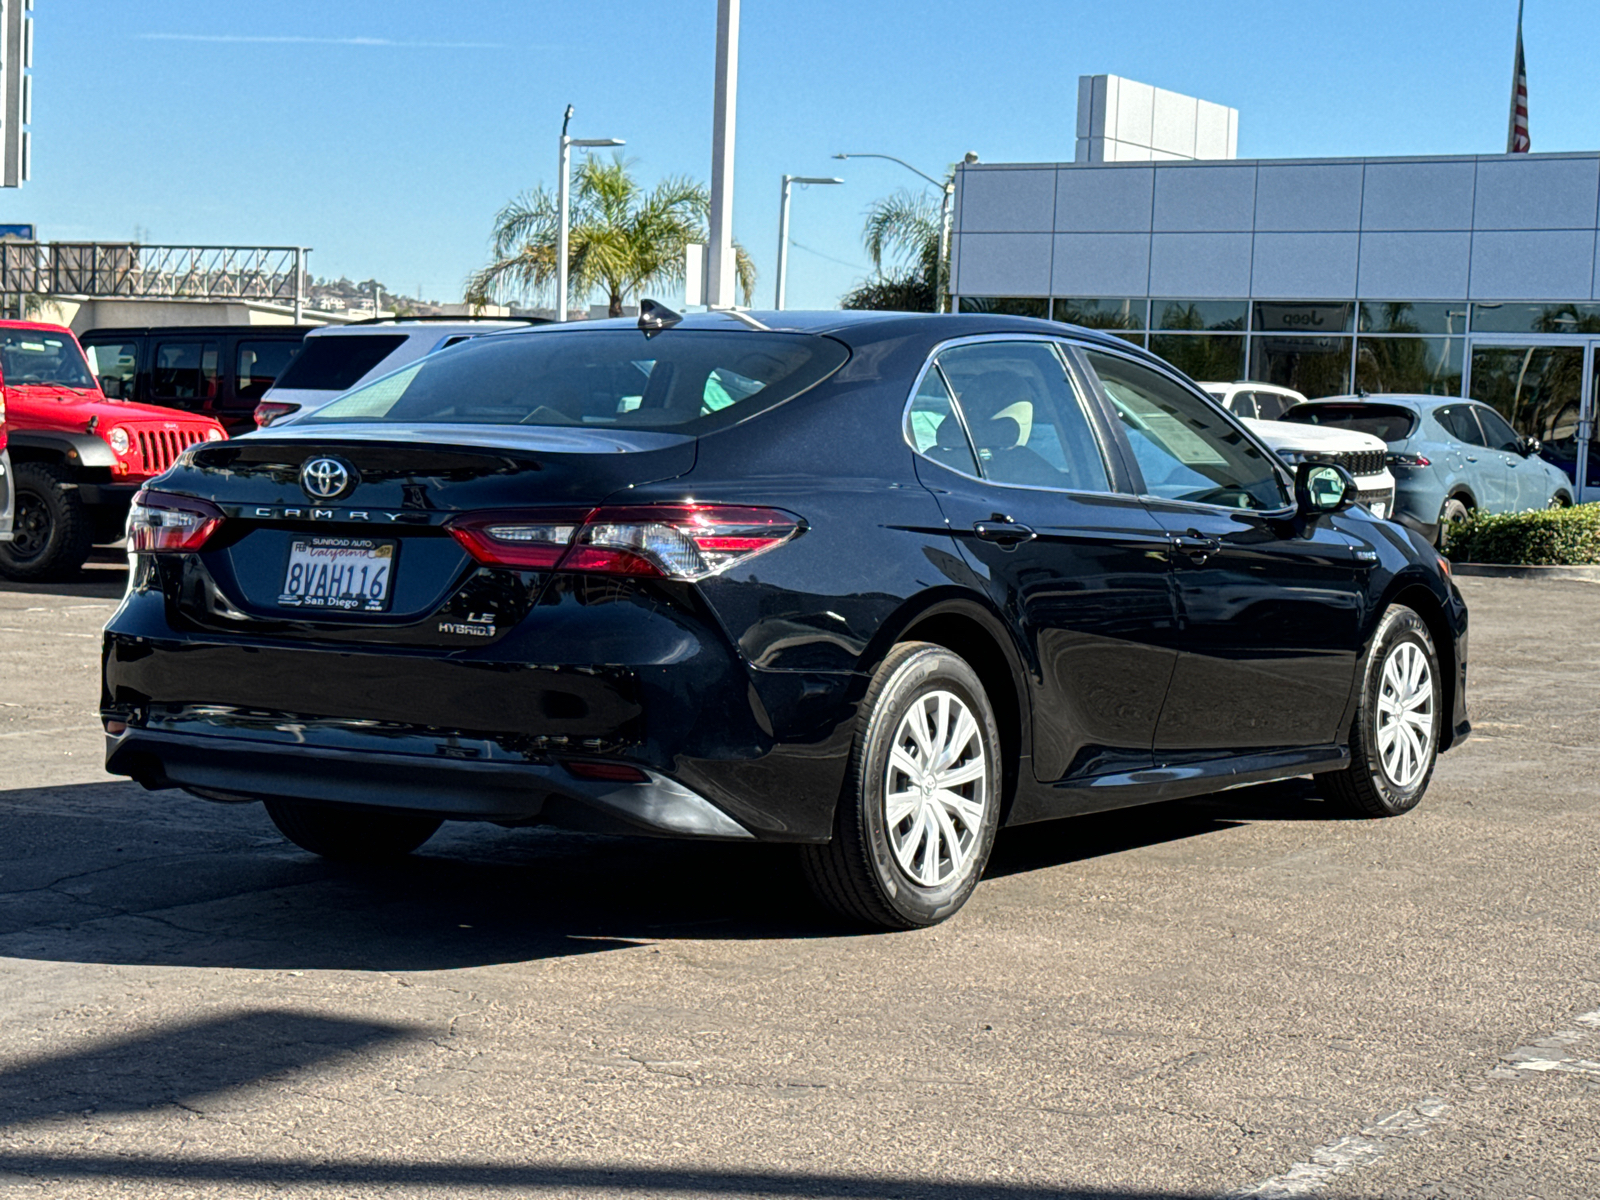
13,1,1599,311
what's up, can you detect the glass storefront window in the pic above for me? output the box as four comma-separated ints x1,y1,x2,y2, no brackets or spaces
1152,300,1246,332
1149,334,1245,382
1249,335,1352,397
1052,297,1147,329
1358,302,1467,335
958,297,1050,318
1468,344,1585,482
1354,336,1463,396
1470,302,1600,334
1252,301,1354,334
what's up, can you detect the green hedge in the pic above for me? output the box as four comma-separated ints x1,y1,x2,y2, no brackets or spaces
1444,502,1600,565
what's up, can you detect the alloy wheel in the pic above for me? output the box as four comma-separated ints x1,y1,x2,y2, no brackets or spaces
1375,641,1434,788
883,689,988,887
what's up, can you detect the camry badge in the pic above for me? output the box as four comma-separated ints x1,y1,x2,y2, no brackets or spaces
300,457,355,501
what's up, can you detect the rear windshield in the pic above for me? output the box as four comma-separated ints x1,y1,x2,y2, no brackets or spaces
273,334,407,392
1282,402,1418,443
303,329,850,432
0,329,95,389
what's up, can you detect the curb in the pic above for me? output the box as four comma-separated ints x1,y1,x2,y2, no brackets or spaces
1451,562,1600,581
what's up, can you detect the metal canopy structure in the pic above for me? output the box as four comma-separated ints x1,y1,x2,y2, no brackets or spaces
0,243,310,315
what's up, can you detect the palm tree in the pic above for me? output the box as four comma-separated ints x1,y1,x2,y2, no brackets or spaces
466,155,755,316
841,187,944,312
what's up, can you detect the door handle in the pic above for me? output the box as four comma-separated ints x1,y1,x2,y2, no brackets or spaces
973,520,1036,547
1465,455,1478,463
1171,532,1221,564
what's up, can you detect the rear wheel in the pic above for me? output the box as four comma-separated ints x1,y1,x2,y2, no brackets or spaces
0,461,93,581
1317,604,1441,818
1436,496,1470,547
263,798,442,862
801,642,1002,929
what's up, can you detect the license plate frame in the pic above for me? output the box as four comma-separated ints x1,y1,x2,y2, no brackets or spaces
278,536,398,613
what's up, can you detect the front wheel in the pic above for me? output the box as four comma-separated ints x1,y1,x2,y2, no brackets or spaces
801,642,1002,929
1317,604,1442,818
0,461,93,581
1550,492,1573,509
263,798,442,862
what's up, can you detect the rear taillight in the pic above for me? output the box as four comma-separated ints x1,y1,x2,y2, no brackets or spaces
447,504,802,580
254,401,300,428
1386,452,1430,467
127,489,223,553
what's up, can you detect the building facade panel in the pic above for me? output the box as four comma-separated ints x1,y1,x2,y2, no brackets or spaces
1469,230,1597,300
1051,233,1151,296
1053,167,1154,233
956,168,1057,234
1357,231,1472,299
1254,163,1363,232
1473,156,1600,231
952,232,1053,296
1151,164,1257,232
1148,232,1252,297
1250,232,1359,299
1360,160,1476,231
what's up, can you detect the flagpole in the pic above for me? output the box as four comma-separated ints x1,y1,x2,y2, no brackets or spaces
1506,0,1526,153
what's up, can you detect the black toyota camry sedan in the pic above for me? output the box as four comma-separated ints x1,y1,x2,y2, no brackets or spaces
102,308,1468,929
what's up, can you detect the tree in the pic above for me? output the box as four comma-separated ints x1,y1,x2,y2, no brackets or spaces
840,187,944,312
466,155,755,316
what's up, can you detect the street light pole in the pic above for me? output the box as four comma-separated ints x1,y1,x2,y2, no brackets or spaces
774,174,843,310
556,105,624,322
834,151,964,312
706,0,739,308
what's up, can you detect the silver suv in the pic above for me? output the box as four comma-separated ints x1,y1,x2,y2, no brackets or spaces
252,317,547,428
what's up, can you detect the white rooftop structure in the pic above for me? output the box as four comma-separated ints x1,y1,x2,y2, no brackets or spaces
1075,74,1238,163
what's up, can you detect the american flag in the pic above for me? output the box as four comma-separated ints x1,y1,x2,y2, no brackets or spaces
1507,6,1530,153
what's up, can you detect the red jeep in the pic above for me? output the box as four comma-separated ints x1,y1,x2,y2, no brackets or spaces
0,320,226,581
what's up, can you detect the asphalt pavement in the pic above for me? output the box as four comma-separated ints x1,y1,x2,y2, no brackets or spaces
0,557,1597,1199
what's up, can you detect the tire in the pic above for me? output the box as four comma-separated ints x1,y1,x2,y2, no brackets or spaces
263,798,442,862
1317,605,1442,818
1550,492,1572,509
801,642,1003,929
0,461,94,581
1434,496,1470,548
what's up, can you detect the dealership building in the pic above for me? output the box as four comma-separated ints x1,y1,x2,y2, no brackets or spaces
948,91,1600,503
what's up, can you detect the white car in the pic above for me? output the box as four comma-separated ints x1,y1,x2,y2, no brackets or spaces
1200,381,1397,520
252,317,545,427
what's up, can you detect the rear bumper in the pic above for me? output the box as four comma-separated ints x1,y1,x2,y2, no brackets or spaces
107,725,754,840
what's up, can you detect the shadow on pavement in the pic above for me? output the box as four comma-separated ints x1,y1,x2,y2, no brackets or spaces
0,1009,415,1129
0,776,1352,973
0,548,127,600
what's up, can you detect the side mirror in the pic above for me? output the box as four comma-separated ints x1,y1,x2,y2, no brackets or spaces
1521,436,1542,458
1295,460,1357,517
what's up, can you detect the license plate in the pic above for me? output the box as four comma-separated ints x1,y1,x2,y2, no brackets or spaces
279,537,396,612
1370,501,1388,519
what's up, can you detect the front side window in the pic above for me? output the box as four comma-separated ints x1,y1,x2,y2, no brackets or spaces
1085,350,1288,511
1474,405,1523,452
151,341,219,400
307,329,849,432
934,341,1110,491
84,340,138,397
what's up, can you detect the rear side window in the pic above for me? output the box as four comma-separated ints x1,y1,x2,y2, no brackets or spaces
151,340,219,401
236,339,303,401
936,341,1110,491
1436,405,1485,445
1283,403,1418,443
906,366,980,477
274,334,408,392
305,329,850,432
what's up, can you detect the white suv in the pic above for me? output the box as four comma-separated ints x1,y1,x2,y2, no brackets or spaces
252,317,545,428
1201,382,1397,520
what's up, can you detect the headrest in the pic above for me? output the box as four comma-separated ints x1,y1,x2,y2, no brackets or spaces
971,414,1023,452
958,371,1028,422
935,414,971,450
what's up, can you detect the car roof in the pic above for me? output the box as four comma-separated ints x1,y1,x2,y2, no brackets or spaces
80,325,316,338
484,309,1149,357
305,319,533,339
1307,394,1466,411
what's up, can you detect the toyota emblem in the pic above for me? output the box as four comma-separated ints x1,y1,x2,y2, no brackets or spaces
300,457,355,500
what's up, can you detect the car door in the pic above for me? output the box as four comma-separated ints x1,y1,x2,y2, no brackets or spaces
1437,404,1508,511
1473,403,1543,510
906,337,1180,788
1079,347,1366,753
